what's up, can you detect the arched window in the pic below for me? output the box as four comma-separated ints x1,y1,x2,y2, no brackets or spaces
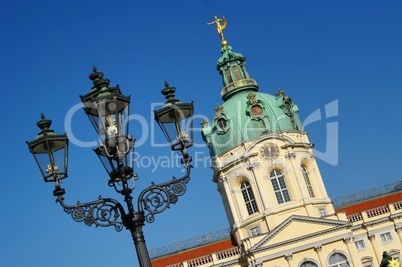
300,261,318,267
329,253,349,267
224,69,233,84
270,170,291,204
232,65,241,80
241,181,259,215
301,166,315,198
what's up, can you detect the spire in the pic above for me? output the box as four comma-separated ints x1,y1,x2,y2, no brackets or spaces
208,16,258,101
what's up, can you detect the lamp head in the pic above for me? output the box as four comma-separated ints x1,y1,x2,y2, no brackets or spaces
26,114,69,182
154,82,194,151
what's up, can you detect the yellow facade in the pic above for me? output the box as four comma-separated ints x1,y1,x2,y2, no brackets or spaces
207,131,402,266
157,131,402,267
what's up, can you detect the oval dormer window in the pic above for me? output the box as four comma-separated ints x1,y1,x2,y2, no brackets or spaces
251,105,263,118
215,113,230,134
217,117,227,130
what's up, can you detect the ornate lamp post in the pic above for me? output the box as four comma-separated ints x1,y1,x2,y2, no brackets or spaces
26,67,194,267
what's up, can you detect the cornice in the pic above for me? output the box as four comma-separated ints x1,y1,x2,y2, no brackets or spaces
363,217,391,228
249,215,351,253
211,258,240,267
347,212,402,234
390,211,402,220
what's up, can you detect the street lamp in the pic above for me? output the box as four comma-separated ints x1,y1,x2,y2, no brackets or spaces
26,67,194,267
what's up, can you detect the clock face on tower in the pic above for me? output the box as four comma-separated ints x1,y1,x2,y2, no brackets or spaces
260,142,279,160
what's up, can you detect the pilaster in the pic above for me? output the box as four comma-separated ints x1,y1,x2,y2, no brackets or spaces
285,254,294,267
247,161,269,210
344,237,359,267
395,225,402,243
314,245,325,266
368,233,381,262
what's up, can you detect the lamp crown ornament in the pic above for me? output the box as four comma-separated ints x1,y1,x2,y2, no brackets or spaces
89,66,110,90
36,113,53,133
161,81,178,103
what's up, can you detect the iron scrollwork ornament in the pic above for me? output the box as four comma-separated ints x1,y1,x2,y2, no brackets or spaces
56,195,124,232
138,164,191,223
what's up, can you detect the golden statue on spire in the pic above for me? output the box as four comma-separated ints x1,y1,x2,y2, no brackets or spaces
208,16,227,44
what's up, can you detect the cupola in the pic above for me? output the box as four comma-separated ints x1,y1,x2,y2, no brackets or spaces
202,17,303,157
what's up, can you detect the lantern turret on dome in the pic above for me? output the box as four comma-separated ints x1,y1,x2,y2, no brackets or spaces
202,17,303,157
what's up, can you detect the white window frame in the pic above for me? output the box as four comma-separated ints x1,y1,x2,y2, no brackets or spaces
270,169,291,204
248,225,261,237
328,252,350,267
300,260,319,267
318,207,327,217
355,239,366,250
361,256,374,267
380,231,394,244
388,250,401,264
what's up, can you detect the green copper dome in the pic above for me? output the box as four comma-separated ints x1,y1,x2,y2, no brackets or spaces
202,41,303,157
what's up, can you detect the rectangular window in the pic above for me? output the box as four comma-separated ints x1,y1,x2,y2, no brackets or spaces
380,232,393,243
249,225,261,237
318,208,327,217
355,239,366,250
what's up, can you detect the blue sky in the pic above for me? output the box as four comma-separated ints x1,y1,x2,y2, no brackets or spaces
1,1,402,266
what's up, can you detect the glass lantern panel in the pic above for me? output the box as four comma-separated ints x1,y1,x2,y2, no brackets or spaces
85,97,130,142
159,119,182,150
31,137,67,182
179,110,194,148
156,103,193,150
101,136,131,159
95,147,118,176
95,145,134,182
87,111,106,141
51,142,68,179
32,148,55,182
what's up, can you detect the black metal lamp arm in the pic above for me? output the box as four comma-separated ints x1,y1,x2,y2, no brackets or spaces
55,194,125,232
137,162,192,223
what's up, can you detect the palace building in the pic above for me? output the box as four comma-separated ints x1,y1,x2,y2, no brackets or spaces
151,18,402,267
151,182,402,267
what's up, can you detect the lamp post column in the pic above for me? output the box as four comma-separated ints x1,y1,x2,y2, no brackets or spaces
131,211,152,267
121,180,152,267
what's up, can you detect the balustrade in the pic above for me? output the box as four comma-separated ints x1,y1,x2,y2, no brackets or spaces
187,255,213,267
